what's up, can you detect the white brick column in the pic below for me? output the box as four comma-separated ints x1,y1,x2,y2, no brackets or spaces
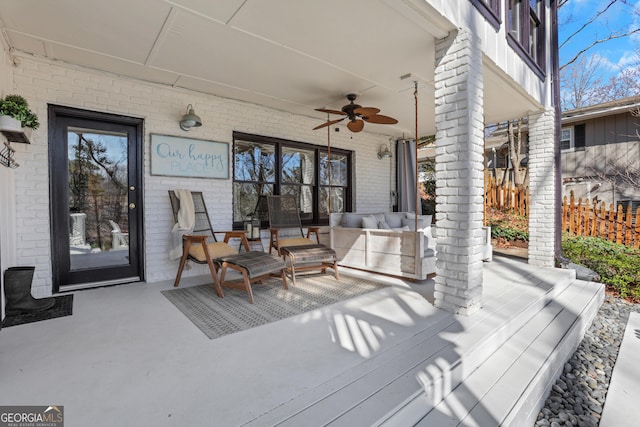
528,108,557,267
433,29,485,315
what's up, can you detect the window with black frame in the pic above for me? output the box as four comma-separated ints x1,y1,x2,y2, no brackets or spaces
470,0,501,28
507,0,545,75
232,132,351,228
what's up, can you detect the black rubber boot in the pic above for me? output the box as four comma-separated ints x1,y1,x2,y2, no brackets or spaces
4,267,56,315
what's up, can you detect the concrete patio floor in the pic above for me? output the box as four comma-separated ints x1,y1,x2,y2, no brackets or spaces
0,256,603,426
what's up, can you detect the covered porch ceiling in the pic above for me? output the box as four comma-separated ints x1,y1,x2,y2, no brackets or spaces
0,0,540,137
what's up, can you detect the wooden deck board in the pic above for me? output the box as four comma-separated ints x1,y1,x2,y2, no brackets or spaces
245,263,592,427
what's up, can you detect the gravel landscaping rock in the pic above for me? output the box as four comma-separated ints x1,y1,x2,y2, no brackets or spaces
535,295,640,426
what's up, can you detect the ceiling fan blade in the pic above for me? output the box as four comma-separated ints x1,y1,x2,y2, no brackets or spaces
312,117,345,130
353,107,380,116
363,114,398,125
347,119,365,132
315,108,347,115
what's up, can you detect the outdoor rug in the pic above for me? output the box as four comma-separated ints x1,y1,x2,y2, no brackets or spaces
161,274,389,339
1,294,74,328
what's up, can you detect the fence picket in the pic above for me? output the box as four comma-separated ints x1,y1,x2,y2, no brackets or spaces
485,181,639,248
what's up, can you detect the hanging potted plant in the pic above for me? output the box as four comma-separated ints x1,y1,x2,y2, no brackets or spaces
0,95,39,143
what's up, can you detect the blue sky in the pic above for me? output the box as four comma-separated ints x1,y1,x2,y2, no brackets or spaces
558,0,640,75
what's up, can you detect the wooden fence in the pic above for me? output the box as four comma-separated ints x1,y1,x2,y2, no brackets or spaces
484,179,640,248
562,194,640,248
484,176,529,216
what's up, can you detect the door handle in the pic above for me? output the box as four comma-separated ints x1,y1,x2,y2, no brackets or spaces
129,203,136,209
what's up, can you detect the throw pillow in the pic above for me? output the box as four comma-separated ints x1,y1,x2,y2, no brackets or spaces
384,212,404,228
361,215,378,229
378,220,391,229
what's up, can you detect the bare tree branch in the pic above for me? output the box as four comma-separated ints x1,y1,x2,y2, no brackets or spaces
561,29,640,70
560,55,608,109
559,0,618,50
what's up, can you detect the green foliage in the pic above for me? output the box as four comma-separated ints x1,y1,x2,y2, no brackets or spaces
562,235,640,301
0,94,39,129
491,225,529,241
486,209,529,241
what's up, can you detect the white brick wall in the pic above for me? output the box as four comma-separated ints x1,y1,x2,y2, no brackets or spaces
528,108,557,267
6,55,392,294
0,46,16,313
433,29,485,315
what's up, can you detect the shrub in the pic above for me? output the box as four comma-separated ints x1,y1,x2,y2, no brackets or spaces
491,225,529,241
486,208,529,241
562,235,640,301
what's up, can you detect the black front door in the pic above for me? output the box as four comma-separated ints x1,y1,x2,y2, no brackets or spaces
49,105,144,291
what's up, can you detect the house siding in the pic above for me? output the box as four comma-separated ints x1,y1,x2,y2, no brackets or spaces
562,111,640,205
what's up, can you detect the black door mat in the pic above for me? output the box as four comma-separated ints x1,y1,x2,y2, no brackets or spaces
2,294,73,328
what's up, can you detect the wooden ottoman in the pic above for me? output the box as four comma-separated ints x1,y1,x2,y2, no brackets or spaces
280,244,339,285
217,251,286,304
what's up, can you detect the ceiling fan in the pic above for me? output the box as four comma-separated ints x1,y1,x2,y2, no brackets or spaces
313,93,398,133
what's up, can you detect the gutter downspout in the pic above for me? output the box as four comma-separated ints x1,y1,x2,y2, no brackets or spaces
551,0,565,265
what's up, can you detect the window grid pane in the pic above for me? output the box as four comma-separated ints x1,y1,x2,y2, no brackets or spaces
281,147,315,184
561,128,572,150
234,140,275,182
232,133,351,226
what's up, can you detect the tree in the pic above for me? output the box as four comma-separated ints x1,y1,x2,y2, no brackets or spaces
596,59,640,101
559,0,640,71
560,55,607,110
507,119,528,187
559,0,640,109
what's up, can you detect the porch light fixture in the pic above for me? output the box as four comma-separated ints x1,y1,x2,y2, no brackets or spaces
179,104,202,131
377,143,392,159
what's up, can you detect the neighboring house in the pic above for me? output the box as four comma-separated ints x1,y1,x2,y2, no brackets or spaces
479,96,640,210
561,96,640,209
0,0,559,317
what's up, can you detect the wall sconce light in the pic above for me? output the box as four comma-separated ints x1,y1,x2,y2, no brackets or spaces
377,143,392,160
179,104,203,131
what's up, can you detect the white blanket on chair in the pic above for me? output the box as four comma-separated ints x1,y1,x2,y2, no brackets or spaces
169,189,195,260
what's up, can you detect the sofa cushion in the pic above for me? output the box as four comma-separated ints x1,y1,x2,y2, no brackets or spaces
341,213,363,228
384,212,404,228
401,217,430,231
361,215,378,229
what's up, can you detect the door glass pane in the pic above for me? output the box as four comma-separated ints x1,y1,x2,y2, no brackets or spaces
68,128,129,270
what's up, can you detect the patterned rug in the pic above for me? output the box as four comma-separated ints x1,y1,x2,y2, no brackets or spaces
161,274,389,339
1,294,74,328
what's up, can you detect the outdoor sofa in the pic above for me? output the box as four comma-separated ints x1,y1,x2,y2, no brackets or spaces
329,212,492,280
329,212,436,280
